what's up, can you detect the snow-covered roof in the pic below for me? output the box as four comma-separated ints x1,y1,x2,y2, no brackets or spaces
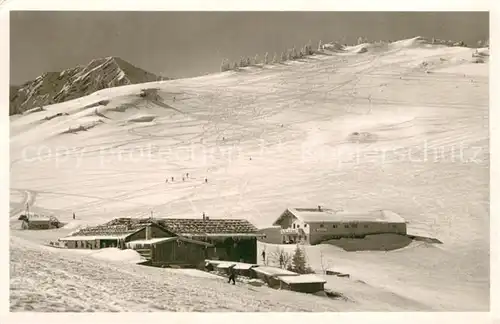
274,208,405,225
126,237,173,246
216,262,237,269
277,274,327,284
59,234,129,241
20,212,52,222
215,261,257,270
252,266,298,277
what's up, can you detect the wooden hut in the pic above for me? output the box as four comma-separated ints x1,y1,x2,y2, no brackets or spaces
251,266,298,288
156,217,265,264
277,274,327,294
58,218,175,249
126,236,213,268
18,212,61,230
213,261,259,277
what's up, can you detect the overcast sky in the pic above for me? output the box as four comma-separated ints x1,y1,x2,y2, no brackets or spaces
10,11,489,85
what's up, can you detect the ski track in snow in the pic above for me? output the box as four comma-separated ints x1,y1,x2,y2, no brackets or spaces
9,40,489,311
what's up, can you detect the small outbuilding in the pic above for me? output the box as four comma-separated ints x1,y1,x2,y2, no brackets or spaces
277,274,327,294
251,266,298,288
18,212,61,230
213,261,259,277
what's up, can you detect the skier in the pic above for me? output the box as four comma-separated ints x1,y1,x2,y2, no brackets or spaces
171,176,174,182
73,212,76,220
186,172,189,178
228,265,236,285
205,177,208,183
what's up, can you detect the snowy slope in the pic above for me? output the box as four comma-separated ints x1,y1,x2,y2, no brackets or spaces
9,38,489,311
9,56,168,115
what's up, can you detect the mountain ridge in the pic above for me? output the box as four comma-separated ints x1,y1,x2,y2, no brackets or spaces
9,56,170,115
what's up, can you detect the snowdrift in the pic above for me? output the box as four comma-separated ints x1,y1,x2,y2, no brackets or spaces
88,248,146,264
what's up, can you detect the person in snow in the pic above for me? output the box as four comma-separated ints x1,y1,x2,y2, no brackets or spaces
165,178,168,183
73,212,76,220
186,172,189,178
261,250,266,263
205,177,208,183
182,177,185,182
228,265,236,285
171,176,174,182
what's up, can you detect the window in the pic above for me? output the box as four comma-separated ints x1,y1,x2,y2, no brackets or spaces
297,224,300,228
304,224,307,228
319,224,324,228
293,224,296,229
333,225,338,228
344,224,349,228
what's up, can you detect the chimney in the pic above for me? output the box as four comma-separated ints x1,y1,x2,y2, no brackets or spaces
318,205,322,211
145,225,152,240
203,212,206,221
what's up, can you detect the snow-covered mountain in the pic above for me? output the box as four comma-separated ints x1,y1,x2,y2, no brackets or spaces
9,56,169,115
9,37,489,311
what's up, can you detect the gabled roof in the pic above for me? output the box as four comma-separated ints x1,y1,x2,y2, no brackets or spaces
155,218,261,237
273,208,405,225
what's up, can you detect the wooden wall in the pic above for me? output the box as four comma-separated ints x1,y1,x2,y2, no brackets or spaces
151,239,208,267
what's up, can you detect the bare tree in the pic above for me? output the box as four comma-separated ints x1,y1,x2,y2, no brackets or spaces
318,246,331,274
270,247,292,269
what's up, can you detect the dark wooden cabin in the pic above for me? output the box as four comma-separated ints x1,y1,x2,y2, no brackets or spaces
18,212,61,230
156,217,264,264
277,274,327,294
126,236,213,268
